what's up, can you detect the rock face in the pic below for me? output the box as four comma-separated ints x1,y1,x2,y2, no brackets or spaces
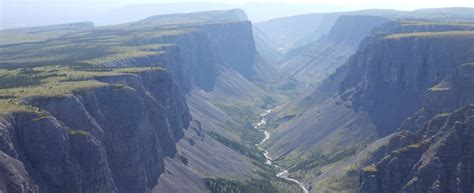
0,151,38,193
197,21,258,79
400,63,474,132
425,63,474,113
99,46,193,93
0,70,191,193
327,15,391,46
340,21,474,135
277,15,389,84
266,19,474,193
358,62,474,193
359,104,474,193
147,21,258,91
265,16,392,162
352,22,474,193
98,21,258,92
254,7,474,56
255,12,340,50
0,9,274,193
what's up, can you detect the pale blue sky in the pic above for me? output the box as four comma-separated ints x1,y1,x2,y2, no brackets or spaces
2,0,473,29
3,0,474,10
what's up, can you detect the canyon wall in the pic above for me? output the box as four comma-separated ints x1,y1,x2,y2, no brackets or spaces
0,9,265,193
0,70,191,193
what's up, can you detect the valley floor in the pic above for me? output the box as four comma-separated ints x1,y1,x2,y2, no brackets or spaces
255,108,309,193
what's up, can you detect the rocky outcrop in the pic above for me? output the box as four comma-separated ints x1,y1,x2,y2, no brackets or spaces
277,15,389,84
265,19,473,193
425,63,474,112
0,111,118,193
196,21,257,80
98,45,193,93
327,15,391,46
129,20,259,92
0,150,38,193
255,8,474,56
359,104,474,193
97,20,258,93
0,70,191,193
353,21,474,193
255,13,337,51
340,21,474,135
399,63,474,132
358,63,474,193
136,31,219,92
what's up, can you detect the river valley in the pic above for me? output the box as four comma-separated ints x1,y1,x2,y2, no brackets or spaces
255,109,310,193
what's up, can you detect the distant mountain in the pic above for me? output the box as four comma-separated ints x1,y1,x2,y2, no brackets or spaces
252,7,474,89
0,2,121,29
276,15,390,84
255,7,474,53
0,1,345,30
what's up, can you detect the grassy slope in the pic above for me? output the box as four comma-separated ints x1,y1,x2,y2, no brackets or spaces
0,9,251,67
0,10,240,115
385,31,474,39
0,65,163,115
203,93,301,193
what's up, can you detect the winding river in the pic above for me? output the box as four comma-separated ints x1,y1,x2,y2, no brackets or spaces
254,109,309,193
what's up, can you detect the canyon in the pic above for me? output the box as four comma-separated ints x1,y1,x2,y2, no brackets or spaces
0,7,473,193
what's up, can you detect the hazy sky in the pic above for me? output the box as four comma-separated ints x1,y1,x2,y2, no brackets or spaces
3,0,474,9
1,0,473,29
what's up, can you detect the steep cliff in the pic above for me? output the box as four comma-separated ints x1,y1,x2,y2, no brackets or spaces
139,20,259,91
264,19,474,193
401,63,474,131
255,13,338,51
0,69,191,193
278,15,390,84
0,9,298,193
0,9,262,93
360,104,474,193
357,62,474,193
255,7,474,58
340,21,474,135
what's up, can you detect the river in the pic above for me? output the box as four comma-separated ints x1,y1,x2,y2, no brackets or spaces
254,109,309,193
